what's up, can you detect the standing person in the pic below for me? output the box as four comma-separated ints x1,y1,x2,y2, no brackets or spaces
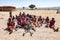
45,16,50,28
37,16,43,27
9,11,12,18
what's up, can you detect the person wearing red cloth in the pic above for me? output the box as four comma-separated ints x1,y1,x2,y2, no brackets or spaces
37,16,43,27
5,18,15,34
49,18,55,29
49,18,59,32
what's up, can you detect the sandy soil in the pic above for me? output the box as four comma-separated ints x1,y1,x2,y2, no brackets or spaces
0,10,60,40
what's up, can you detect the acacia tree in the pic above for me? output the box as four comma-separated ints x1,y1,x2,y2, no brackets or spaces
29,4,36,10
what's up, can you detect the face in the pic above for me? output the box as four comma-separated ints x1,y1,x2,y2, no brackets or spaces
52,18,54,20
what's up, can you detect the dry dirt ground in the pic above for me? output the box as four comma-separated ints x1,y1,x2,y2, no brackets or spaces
0,10,60,40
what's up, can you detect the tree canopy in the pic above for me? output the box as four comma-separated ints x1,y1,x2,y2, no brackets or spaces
29,4,36,10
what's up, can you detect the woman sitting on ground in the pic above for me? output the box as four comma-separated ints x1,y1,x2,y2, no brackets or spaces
37,16,43,27
32,15,37,27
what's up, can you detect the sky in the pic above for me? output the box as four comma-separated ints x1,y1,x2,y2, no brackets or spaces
0,0,60,8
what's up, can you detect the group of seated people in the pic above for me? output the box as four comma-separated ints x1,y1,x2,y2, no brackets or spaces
4,12,59,36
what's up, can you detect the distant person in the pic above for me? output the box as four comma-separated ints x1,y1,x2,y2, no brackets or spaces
32,15,37,27
26,14,30,17
29,15,33,20
26,14,33,21
45,16,50,28
9,11,12,18
37,16,43,27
